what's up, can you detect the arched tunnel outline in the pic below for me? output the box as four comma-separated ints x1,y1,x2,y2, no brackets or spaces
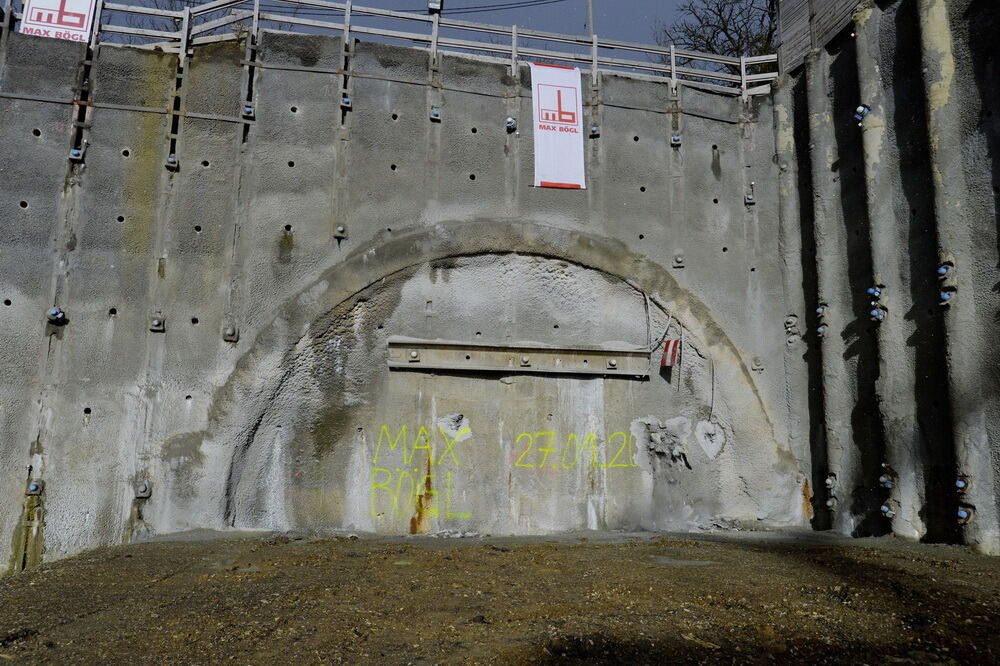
190,219,804,534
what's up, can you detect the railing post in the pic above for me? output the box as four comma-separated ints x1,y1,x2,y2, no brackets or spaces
590,33,598,86
669,43,677,94
341,0,351,45
740,54,748,103
251,0,259,44
178,6,190,66
89,0,105,49
510,23,517,76
430,10,439,71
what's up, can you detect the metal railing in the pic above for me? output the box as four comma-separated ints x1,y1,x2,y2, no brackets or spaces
3,0,779,98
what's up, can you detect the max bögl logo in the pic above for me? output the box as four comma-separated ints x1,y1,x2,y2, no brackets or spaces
537,84,578,125
21,0,94,40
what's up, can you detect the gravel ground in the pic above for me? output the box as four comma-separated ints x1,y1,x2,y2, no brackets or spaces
0,531,997,664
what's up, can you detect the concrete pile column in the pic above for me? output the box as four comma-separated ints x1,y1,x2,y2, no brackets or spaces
772,74,811,515
917,0,1000,554
852,1,926,540
804,48,861,534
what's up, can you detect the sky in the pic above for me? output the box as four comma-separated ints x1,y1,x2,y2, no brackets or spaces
355,0,685,46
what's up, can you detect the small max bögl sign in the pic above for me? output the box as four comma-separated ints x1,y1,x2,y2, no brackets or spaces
19,0,97,42
530,63,586,189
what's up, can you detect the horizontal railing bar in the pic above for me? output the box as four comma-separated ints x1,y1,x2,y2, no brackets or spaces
190,9,252,35
190,0,250,17
100,23,180,39
258,12,343,32
745,72,779,83
742,53,778,64
103,2,184,18
190,32,239,45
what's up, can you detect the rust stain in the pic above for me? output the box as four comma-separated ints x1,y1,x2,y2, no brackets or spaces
802,479,814,521
409,455,434,534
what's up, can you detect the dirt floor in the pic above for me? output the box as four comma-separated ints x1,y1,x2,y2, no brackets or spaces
0,530,997,664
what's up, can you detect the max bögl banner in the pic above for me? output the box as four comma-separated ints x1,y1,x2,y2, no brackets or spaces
20,0,97,42
530,63,586,190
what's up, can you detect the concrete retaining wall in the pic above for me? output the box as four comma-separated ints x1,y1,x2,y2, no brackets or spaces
0,28,807,570
3,0,998,570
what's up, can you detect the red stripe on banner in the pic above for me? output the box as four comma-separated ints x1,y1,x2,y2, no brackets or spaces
533,62,576,70
540,181,582,189
661,339,681,367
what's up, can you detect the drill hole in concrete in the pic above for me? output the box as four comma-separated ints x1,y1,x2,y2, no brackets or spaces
554,324,559,329
19,201,28,209
583,359,589,365
390,164,397,171
122,149,130,157
201,160,210,167
475,331,482,338
3,299,10,306
108,307,117,317
194,225,202,233
284,224,292,232
190,317,199,325
465,355,471,360
83,407,92,415
712,144,718,150
638,234,645,240
287,161,295,168
713,198,719,204
471,127,478,134
116,215,125,222
391,113,399,121
722,246,729,253
469,174,476,181
633,136,639,142
640,186,646,192
290,106,298,113
32,129,41,137
185,394,192,401
750,267,756,272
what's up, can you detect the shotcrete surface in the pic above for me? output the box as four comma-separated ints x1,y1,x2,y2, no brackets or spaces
0,531,996,664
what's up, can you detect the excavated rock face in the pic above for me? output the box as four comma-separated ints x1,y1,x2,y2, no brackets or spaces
198,253,802,537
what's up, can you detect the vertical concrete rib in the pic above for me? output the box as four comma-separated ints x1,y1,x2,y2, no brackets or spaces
772,74,810,504
853,2,925,540
917,0,999,554
804,48,860,535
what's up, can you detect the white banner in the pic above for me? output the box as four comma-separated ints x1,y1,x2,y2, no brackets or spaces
530,63,586,190
20,0,97,42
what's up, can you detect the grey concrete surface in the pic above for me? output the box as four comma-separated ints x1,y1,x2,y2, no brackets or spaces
2,0,999,570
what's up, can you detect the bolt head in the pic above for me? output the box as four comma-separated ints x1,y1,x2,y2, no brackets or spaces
958,509,970,519
521,356,529,364
608,359,617,367
336,226,345,233
409,351,419,359
940,292,952,300
956,479,967,488
937,266,949,274
152,319,162,327
28,483,39,492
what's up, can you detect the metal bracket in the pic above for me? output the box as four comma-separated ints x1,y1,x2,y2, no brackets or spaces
387,337,649,378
